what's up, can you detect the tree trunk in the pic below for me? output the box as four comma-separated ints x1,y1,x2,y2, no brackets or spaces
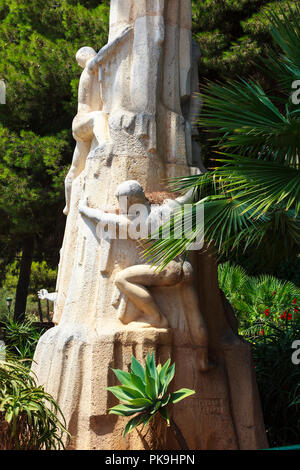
14,237,34,323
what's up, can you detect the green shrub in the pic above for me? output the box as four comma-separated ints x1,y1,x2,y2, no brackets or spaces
218,262,300,333
1,316,43,359
250,319,300,447
0,355,69,450
218,262,300,447
0,260,58,321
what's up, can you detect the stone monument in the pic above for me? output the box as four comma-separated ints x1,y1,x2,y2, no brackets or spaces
32,0,268,450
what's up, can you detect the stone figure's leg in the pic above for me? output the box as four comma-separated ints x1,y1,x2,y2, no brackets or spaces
73,111,109,144
72,113,95,141
115,263,183,328
64,141,90,216
181,262,213,372
92,111,110,145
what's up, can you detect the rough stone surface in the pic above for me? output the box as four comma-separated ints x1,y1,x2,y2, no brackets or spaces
32,0,268,450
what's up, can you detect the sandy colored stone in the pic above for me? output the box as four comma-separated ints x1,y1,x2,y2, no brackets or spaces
32,0,268,450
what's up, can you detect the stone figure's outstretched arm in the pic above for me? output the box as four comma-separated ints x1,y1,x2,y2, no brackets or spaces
175,188,197,206
79,199,106,225
79,198,124,227
162,188,197,215
88,26,134,72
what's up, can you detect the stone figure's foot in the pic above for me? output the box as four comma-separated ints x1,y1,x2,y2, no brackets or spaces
141,314,169,329
119,309,168,329
63,205,69,216
119,313,137,325
199,358,215,373
109,109,135,133
198,350,216,373
109,110,156,149
93,141,114,166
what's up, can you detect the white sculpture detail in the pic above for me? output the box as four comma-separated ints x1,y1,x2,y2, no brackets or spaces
37,289,57,303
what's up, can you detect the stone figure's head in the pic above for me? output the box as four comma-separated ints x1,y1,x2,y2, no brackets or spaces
76,47,97,68
115,180,148,213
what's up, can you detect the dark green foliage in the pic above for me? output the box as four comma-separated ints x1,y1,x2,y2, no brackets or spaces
275,258,300,288
192,0,298,82
218,261,300,332
1,316,43,359
0,355,69,449
108,353,195,443
218,262,300,447
250,321,300,447
192,0,299,163
0,0,109,133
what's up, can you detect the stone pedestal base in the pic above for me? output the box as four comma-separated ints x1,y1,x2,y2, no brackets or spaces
32,323,268,450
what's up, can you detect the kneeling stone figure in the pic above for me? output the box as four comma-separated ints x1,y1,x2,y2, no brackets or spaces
79,180,212,371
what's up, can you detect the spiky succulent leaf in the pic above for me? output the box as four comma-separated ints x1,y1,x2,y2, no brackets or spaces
161,394,171,408
146,352,158,383
109,404,148,417
169,388,196,404
123,414,148,437
158,358,171,394
130,355,146,384
161,363,175,396
111,369,133,388
116,385,145,399
145,371,158,401
151,400,162,415
127,398,153,407
129,373,147,396
106,386,141,402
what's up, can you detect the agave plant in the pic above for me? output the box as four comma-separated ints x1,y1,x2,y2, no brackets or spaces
107,353,195,449
144,3,300,270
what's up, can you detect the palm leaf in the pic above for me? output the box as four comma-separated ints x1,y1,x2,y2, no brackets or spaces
264,3,300,89
214,154,300,216
199,80,300,165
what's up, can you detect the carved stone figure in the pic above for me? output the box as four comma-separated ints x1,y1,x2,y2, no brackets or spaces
64,26,133,215
64,47,105,216
78,180,211,372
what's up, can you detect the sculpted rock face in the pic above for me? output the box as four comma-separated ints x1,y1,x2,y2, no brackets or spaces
32,0,268,450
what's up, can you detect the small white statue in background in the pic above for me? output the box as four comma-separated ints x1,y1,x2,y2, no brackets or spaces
37,289,58,303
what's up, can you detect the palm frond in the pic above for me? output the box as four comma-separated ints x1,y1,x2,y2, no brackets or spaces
214,154,300,216
264,3,300,89
199,80,300,165
143,195,260,269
